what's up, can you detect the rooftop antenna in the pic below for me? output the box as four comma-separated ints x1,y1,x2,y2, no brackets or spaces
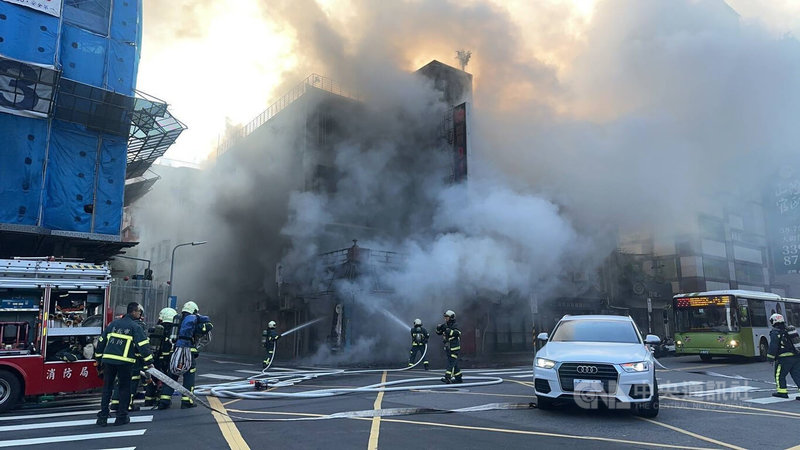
456,50,472,71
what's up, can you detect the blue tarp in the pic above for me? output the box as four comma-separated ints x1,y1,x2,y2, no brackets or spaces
0,2,58,65
0,114,47,225
111,0,138,43
60,24,107,88
107,39,136,95
93,134,126,234
42,120,98,232
62,0,111,36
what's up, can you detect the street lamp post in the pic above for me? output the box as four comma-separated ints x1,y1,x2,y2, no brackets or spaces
168,241,207,300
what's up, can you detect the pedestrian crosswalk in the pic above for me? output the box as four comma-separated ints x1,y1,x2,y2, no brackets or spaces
0,408,152,449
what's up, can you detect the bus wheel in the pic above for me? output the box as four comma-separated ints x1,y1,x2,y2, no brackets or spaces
0,370,22,413
700,354,712,362
758,339,769,362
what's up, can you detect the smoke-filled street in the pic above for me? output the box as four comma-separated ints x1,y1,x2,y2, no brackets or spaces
3,355,800,449
4,0,800,448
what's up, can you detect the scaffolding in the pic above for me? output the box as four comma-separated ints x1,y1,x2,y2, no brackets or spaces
126,90,187,179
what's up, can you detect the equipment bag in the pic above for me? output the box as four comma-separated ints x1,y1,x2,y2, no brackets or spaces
786,326,800,354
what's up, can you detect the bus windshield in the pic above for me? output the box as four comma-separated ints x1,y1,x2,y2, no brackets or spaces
675,298,739,333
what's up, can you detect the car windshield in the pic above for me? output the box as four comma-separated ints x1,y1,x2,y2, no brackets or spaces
550,319,640,343
674,305,738,333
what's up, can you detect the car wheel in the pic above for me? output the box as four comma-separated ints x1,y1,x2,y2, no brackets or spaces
634,378,659,418
699,354,712,362
0,370,22,413
536,396,555,410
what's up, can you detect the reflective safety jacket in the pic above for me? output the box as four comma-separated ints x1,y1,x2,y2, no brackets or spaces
263,328,280,349
436,320,461,353
95,314,153,365
768,326,799,359
410,325,429,347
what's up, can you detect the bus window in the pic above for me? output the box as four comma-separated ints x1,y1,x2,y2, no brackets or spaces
738,305,750,327
749,299,768,327
788,303,800,327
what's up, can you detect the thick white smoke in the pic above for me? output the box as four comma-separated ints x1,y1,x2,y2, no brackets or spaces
134,0,800,360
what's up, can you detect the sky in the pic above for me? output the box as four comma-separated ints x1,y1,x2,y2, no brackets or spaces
136,0,800,165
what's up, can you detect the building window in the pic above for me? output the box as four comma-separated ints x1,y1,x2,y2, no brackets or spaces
698,215,725,241
702,257,729,280
64,0,112,36
735,263,764,284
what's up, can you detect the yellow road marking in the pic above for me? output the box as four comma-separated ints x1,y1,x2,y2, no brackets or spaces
227,409,713,449
367,371,387,450
662,404,798,420
637,417,744,450
208,396,250,450
506,379,535,388
222,398,242,407
663,396,800,418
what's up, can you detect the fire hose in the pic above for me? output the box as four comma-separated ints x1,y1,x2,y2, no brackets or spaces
144,343,517,421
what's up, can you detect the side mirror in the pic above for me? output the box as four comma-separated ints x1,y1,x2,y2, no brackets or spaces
644,334,661,345
537,332,549,342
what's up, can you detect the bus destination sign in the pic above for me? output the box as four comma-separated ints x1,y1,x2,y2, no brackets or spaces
676,295,731,308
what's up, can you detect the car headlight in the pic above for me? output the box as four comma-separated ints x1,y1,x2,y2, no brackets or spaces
535,357,556,369
727,340,738,348
620,361,650,372
676,340,683,347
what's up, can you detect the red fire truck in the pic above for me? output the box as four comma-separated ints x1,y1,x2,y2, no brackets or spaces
0,258,112,412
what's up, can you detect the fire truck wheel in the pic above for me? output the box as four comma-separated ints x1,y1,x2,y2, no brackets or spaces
0,370,22,412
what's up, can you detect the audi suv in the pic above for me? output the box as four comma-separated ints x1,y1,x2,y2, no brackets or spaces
533,315,660,417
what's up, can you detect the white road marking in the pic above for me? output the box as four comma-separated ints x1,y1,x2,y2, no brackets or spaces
199,373,241,380
690,386,759,397
746,396,798,404
0,415,153,433
658,381,706,389
0,429,147,448
0,409,99,422
480,371,533,376
211,360,255,366
235,370,264,375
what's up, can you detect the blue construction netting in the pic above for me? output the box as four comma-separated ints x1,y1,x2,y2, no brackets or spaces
42,120,100,233
0,2,58,65
0,114,48,225
0,0,145,237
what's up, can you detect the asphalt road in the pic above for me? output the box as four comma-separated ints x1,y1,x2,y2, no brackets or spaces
2,353,800,449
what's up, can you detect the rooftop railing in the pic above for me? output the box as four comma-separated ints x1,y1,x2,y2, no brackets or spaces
216,73,358,156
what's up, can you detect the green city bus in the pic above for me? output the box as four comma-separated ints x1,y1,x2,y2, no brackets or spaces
673,290,800,361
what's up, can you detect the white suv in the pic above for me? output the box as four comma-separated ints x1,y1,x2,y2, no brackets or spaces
533,315,660,417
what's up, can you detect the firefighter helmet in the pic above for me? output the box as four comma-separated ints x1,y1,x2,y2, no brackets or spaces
413,318,422,326
182,300,199,314
159,307,178,323
770,313,785,326
444,310,456,320
268,320,277,329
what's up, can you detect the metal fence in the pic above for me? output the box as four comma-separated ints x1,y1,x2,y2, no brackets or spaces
109,279,169,326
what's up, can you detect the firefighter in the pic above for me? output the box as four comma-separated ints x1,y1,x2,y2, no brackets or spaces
408,318,429,370
111,304,147,412
435,310,462,384
262,321,281,369
95,302,154,426
767,313,800,399
143,307,178,407
157,300,212,410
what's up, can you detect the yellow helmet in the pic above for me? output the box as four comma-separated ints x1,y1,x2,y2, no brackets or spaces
182,300,199,314
159,307,178,322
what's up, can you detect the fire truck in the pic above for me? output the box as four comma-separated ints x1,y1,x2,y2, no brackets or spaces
0,258,112,412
